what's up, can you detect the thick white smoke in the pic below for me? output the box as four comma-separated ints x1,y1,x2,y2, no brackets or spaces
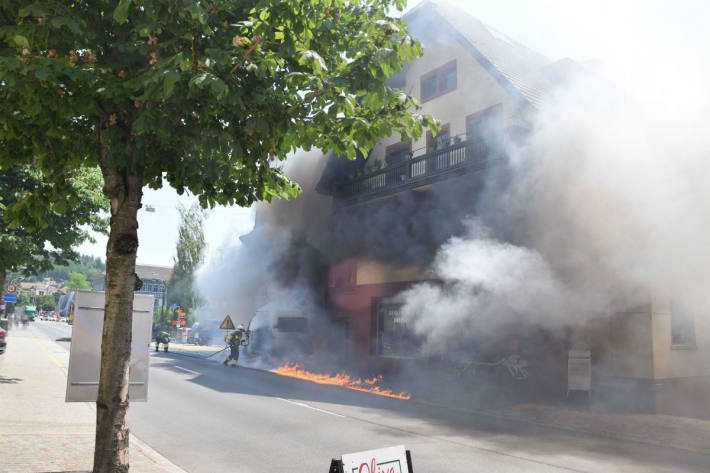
400,220,576,354
401,66,710,351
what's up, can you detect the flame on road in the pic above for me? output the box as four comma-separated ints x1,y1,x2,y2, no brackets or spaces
269,363,411,400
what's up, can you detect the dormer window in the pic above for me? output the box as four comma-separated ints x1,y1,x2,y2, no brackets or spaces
421,60,457,102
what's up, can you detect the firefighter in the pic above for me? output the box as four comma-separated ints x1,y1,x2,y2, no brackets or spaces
155,330,170,352
223,325,246,367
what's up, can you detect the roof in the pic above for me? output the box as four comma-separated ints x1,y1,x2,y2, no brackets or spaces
91,265,173,283
135,264,173,281
404,1,569,109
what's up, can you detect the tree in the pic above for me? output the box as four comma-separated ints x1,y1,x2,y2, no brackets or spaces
167,202,206,315
0,166,108,297
36,293,57,312
68,271,91,290
0,2,434,471
40,254,106,284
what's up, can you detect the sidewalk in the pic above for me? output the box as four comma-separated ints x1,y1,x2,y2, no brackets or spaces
0,325,188,473
409,370,710,456
477,403,710,456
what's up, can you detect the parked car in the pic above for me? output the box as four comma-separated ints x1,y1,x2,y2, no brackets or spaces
0,326,7,355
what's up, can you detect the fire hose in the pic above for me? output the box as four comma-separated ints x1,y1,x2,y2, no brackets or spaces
162,344,230,360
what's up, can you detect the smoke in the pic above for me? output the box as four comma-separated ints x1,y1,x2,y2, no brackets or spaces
195,149,333,342
400,220,577,355
401,65,710,353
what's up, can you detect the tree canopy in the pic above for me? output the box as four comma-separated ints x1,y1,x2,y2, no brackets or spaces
0,2,434,471
67,271,91,290
168,202,206,315
1,0,433,205
0,166,108,288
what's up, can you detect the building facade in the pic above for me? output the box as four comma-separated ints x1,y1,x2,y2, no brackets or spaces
92,264,172,313
313,1,710,416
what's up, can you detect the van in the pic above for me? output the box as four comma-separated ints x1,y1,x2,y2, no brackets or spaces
247,305,313,357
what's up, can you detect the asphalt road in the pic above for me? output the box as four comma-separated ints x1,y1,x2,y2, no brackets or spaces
33,321,710,472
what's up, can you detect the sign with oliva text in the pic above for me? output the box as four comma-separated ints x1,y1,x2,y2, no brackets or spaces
341,445,410,473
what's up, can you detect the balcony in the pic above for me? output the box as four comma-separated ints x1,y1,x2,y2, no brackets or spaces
335,138,501,207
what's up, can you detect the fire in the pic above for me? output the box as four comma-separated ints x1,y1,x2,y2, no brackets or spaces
269,363,411,400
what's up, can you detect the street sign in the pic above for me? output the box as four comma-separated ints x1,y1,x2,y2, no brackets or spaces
5,283,17,294
3,293,17,302
219,315,235,330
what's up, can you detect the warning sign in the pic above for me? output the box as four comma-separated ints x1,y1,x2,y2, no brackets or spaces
219,315,235,330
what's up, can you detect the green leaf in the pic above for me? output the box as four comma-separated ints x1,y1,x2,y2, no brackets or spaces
164,70,180,97
13,35,29,49
114,0,132,24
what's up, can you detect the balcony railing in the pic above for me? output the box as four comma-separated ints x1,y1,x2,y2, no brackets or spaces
337,138,499,205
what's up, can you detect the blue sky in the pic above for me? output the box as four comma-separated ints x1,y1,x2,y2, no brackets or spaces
77,0,710,267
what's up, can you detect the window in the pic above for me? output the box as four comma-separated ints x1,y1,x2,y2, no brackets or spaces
384,142,412,166
466,104,503,143
275,317,308,333
670,300,696,347
375,299,421,358
426,123,450,153
420,61,457,102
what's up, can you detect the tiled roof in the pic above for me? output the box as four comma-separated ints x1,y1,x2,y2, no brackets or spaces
406,1,560,108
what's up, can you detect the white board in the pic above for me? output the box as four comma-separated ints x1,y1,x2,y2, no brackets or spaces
568,349,591,392
66,290,154,402
342,445,408,473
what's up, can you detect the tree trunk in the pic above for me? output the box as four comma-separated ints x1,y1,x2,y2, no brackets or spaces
93,155,143,473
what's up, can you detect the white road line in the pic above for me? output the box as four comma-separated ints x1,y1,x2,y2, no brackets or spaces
175,366,199,375
276,397,346,418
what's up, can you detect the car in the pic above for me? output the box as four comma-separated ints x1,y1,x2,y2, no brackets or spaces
0,326,7,355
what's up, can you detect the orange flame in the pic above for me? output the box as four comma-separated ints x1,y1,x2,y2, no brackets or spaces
269,363,411,400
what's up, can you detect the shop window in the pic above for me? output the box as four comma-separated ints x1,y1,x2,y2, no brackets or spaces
375,299,421,358
420,61,457,102
670,300,696,347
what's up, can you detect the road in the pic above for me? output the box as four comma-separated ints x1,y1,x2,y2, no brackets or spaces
34,321,710,472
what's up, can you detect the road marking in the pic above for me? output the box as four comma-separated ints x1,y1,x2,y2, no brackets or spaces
48,354,63,368
175,366,199,375
276,397,346,418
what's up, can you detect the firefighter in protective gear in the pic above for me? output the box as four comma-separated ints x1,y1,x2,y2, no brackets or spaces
223,325,246,367
155,331,170,352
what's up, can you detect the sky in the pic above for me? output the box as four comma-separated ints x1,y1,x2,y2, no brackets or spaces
77,0,710,267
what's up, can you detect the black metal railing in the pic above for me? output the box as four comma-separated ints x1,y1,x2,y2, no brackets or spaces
338,138,497,202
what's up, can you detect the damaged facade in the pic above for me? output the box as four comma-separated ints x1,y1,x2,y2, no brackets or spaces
236,1,709,416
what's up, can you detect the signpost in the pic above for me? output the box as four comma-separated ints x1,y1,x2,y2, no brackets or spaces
5,283,17,294
330,446,413,473
219,315,235,330
3,293,17,302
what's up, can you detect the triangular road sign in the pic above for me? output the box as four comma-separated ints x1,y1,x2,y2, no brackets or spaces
219,315,235,330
